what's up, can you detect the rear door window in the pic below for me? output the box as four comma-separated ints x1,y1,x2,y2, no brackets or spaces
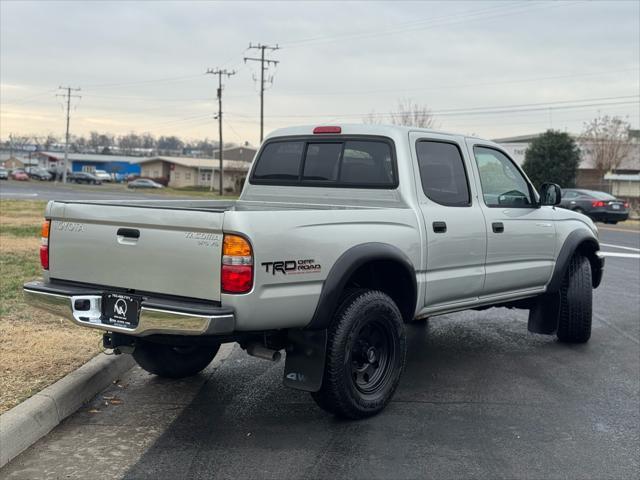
416,141,470,206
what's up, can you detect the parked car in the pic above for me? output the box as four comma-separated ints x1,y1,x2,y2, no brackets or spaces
128,178,163,189
27,168,52,181
24,124,605,419
94,170,113,182
68,172,102,185
11,169,29,181
560,189,629,224
0,167,8,180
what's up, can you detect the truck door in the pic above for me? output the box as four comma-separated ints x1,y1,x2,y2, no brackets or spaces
465,140,557,296
410,133,487,307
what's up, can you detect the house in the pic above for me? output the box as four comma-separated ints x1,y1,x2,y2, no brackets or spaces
137,156,250,192
34,152,142,176
494,132,640,195
213,145,257,162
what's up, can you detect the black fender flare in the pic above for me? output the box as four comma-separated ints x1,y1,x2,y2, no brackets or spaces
305,242,418,330
547,229,603,293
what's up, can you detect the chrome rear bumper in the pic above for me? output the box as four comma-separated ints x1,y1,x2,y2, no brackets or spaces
23,280,235,336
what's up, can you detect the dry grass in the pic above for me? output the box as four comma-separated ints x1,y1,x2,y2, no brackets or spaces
0,200,100,414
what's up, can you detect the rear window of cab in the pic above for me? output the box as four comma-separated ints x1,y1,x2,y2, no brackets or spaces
250,137,398,188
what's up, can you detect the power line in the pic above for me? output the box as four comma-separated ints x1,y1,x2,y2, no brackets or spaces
272,68,640,98
244,43,280,142
280,1,577,48
55,86,81,183
82,74,206,90
206,68,236,193
231,95,639,120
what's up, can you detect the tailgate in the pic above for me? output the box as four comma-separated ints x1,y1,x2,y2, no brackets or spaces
48,202,225,301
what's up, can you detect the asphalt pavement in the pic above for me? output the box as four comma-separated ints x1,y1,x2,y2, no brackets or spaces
1,187,639,479
0,180,187,201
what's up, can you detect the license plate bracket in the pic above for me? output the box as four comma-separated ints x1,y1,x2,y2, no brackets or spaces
102,293,141,329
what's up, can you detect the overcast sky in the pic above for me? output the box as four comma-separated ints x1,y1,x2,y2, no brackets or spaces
1,0,638,146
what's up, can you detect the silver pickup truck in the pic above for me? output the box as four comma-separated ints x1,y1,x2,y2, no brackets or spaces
24,124,604,419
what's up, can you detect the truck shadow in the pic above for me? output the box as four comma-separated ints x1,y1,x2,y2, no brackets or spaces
122,308,596,480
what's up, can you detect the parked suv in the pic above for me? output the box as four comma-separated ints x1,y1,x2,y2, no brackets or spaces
24,125,604,419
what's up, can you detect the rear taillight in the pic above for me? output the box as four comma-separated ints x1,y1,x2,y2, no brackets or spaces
40,220,50,270
592,201,605,208
624,202,629,208
221,234,253,293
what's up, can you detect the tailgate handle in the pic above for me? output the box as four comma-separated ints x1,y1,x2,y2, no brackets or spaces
117,228,140,239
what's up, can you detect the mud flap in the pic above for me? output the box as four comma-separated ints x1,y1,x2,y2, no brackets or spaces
283,329,327,392
528,291,560,334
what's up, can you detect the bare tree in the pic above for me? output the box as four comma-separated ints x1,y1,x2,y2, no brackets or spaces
390,98,437,128
363,99,437,128
580,115,632,174
362,111,382,124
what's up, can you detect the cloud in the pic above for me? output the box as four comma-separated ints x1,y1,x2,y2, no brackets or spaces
1,0,638,143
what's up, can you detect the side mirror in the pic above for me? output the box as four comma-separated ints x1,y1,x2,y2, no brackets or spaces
540,183,561,206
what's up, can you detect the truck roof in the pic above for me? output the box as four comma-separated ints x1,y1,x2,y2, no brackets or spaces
266,124,488,144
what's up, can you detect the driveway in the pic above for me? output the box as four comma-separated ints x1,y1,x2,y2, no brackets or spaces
2,228,639,479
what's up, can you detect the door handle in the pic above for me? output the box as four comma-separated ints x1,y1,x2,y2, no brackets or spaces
432,221,447,233
492,222,504,233
117,228,140,239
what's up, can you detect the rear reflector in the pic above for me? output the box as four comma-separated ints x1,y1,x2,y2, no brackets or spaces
40,220,50,270
313,126,341,134
222,234,253,294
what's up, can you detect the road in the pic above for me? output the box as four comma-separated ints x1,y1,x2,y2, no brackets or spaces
2,197,639,479
0,180,192,201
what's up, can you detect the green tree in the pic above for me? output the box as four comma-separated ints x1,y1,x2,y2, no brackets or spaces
522,130,580,189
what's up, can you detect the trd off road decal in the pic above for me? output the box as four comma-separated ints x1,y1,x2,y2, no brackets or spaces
262,259,321,275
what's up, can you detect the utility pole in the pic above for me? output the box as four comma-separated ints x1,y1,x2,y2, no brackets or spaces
244,43,280,143
56,86,81,183
206,68,236,193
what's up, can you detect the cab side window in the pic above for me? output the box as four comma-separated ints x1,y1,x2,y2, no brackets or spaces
473,146,533,207
416,141,471,207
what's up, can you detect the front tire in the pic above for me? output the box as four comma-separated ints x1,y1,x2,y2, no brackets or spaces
557,254,592,343
311,289,407,419
133,341,220,378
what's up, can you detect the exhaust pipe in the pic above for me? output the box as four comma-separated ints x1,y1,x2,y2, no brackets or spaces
246,343,281,362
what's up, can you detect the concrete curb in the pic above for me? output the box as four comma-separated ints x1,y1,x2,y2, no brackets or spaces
0,353,135,468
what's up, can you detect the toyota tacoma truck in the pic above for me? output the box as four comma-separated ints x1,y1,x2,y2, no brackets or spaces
24,124,604,419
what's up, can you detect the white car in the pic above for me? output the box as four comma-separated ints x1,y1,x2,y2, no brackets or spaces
93,170,113,182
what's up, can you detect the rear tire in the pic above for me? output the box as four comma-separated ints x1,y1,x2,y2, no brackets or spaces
557,254,592,343
311,289,407,419
133,341,220,378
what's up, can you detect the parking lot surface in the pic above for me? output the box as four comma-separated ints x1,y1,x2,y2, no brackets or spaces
0,180,187,201
2,200,639,479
